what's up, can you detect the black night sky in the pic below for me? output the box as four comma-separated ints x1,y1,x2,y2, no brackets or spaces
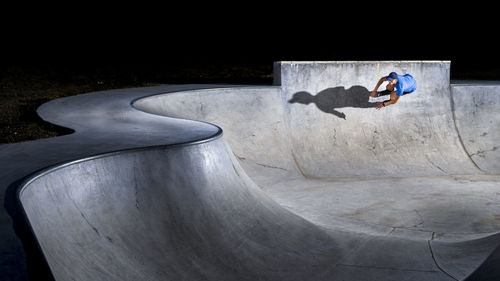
2,4,499,80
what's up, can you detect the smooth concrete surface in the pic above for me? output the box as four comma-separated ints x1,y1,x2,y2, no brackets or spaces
19,138,354,281
452,82,500,173
0,84,229,280
1,61,499,280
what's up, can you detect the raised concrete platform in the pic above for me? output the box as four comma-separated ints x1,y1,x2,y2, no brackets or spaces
1,61,499,280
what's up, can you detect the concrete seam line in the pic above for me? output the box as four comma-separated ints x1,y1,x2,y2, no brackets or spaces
449,86,484,173
428,240,459,281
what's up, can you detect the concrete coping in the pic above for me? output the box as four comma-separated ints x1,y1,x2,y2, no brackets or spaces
276,60,451,64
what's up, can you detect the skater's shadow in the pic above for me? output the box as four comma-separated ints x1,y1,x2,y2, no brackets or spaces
288,86,381,120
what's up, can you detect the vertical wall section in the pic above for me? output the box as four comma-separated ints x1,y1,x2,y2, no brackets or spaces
451,82,500,174
276,61,481,178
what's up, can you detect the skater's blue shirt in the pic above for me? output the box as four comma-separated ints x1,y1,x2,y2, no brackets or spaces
388,74,417,96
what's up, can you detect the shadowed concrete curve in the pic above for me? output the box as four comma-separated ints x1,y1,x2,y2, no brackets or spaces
2,62,500,280
19,137,355,281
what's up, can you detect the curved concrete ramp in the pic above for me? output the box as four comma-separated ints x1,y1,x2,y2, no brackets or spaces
19,137,356,280
136,61,485,180
11,61,500,280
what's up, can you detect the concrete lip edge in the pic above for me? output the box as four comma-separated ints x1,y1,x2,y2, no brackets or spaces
278,60,452,64
16,129,224,200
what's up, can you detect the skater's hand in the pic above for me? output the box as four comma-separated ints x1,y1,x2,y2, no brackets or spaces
376,102,384,110
370,90,377,97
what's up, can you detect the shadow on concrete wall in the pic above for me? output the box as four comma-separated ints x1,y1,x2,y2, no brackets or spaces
4,178,55,281
288,86,380,119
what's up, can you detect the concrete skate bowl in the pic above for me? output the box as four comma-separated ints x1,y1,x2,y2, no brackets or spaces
17,62,500,280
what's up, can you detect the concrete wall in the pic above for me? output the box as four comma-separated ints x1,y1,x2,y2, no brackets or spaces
135,61,483,180
451,82,500,174
277,61,477,178
133,86,301,186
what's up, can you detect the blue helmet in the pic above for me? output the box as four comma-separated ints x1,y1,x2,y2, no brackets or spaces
386,72,398,81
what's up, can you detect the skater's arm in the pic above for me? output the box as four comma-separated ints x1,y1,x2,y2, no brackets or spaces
376,92,399,109
384,95,399,105
371,77,386,97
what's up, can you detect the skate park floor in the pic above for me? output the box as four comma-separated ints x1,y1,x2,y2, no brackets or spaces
264,174,500,240
1,61,500,280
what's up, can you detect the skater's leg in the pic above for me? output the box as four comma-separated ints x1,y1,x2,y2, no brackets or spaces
377,90,392,97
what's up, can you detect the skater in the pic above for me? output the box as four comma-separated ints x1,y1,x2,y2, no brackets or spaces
370,72,417,109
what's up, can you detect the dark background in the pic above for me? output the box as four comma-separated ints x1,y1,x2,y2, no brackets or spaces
3,4,499,77
1,5,499,143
